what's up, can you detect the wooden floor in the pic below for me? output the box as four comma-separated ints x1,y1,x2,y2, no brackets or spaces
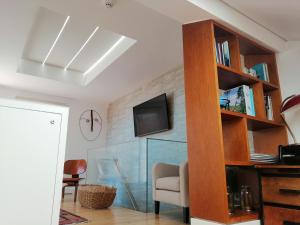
61,196,185,225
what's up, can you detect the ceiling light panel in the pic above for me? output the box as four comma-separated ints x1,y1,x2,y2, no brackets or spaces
45,17,98,70
64,26,99,70
68,29,122,72
22,8,68,64
42,15,70,65
84,36,125,75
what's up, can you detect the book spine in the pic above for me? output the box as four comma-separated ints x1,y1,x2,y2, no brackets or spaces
221,43,225,65
249,88,256,116
264,95,274,120
215,39,219,64
268,96,273,120
264,63,270,82
243,85,252,116
217,43,222,64
223,41,231,67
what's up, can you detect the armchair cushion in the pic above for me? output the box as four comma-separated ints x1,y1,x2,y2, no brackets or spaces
156,176,180,192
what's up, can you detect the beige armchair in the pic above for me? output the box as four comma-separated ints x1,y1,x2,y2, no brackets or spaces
152,161,189,223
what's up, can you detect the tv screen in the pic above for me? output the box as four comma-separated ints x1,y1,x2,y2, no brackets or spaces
133,94,170,137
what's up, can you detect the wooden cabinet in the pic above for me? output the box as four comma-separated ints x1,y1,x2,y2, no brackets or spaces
183,20,288,224
258,166,300,225
262,176,300,207
0,98,69,225
264,206,300,225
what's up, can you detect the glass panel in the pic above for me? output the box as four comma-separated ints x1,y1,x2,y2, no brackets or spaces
87,140,147,212
86,138,187,213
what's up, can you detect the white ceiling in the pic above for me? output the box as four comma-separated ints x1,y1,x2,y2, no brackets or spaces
222,0,300,41
0,0,186,103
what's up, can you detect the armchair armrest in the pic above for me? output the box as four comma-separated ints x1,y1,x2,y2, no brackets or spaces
152,163,179,201
179,161,189,207
152,163,179,181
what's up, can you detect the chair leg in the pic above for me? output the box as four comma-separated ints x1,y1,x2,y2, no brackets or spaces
62,185,66,199
154,201,160,215
183,207,190,224
74,184,78,203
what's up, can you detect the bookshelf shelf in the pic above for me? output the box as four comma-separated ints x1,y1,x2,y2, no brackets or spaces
225,161,255,166
228,210,259,224
225,161,272,167
183,20,288,224
217,64,278,91
217,64,258,89
221,109,284,130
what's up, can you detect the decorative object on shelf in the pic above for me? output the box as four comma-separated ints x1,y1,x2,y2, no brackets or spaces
227,186,234,214
240,186,253,212
280,94,300,143
79,109,102,141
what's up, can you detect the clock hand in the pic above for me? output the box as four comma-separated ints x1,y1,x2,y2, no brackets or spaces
91,110,94,132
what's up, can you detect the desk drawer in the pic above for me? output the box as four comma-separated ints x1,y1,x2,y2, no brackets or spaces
262,177,300,206
264,206,300,225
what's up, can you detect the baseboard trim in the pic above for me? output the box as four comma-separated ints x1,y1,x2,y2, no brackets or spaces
191,218,260,225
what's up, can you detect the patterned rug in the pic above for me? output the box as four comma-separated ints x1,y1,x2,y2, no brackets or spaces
60,209,88,225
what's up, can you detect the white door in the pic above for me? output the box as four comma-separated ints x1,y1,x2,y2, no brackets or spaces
0,105,62,225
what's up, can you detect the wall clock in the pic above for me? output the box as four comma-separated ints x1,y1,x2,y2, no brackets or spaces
79,109,102,141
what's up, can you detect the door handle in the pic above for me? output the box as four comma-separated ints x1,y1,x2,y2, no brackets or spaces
279,189,300,195
284,221,300,225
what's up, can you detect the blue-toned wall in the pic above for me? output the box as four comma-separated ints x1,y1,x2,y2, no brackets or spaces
86,67,187,212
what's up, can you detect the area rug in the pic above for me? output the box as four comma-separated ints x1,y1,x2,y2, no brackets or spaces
60,209,88,225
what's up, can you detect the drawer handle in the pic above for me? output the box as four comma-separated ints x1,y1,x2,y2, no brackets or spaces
284,221,300,225
279,188,300,195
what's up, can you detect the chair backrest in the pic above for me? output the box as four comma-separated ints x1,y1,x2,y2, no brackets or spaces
64,160,87,175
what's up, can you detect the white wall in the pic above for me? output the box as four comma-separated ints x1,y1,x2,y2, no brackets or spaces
0,86,108,160
277,41,300,143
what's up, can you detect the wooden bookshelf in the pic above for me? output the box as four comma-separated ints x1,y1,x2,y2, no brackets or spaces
183,20,288,224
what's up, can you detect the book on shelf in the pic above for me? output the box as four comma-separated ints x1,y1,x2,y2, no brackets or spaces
220,85,255,116
264,95,273,120
215,39,231,67
251,63,269,82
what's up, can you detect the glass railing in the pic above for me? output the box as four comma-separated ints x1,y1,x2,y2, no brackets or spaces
86,138,187,213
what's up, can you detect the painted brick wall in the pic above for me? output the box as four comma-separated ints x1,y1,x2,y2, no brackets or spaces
106,67,186,145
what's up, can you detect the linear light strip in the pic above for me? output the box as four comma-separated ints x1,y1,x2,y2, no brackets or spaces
42,16,70,65
83,36,126,75
64,26,99,70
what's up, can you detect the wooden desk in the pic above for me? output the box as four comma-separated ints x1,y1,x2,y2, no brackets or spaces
256,165,300,225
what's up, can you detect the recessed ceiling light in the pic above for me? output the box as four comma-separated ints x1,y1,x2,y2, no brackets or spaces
83,36,125,75
42,16,70,65
64,26,100,71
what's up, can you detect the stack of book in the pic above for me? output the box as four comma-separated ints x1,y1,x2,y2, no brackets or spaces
264,95,273,120
220,85,255,116
251,63,270,82
215,39,231,67
250,153,278,163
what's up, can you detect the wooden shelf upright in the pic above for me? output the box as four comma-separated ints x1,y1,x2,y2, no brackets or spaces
183,20,288,224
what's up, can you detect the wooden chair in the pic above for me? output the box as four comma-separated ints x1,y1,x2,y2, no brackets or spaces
62,159,87,202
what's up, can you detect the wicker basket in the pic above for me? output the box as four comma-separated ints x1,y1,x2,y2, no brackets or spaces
78,185,116,209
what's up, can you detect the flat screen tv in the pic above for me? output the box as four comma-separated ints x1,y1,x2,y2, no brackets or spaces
133,93,170,137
